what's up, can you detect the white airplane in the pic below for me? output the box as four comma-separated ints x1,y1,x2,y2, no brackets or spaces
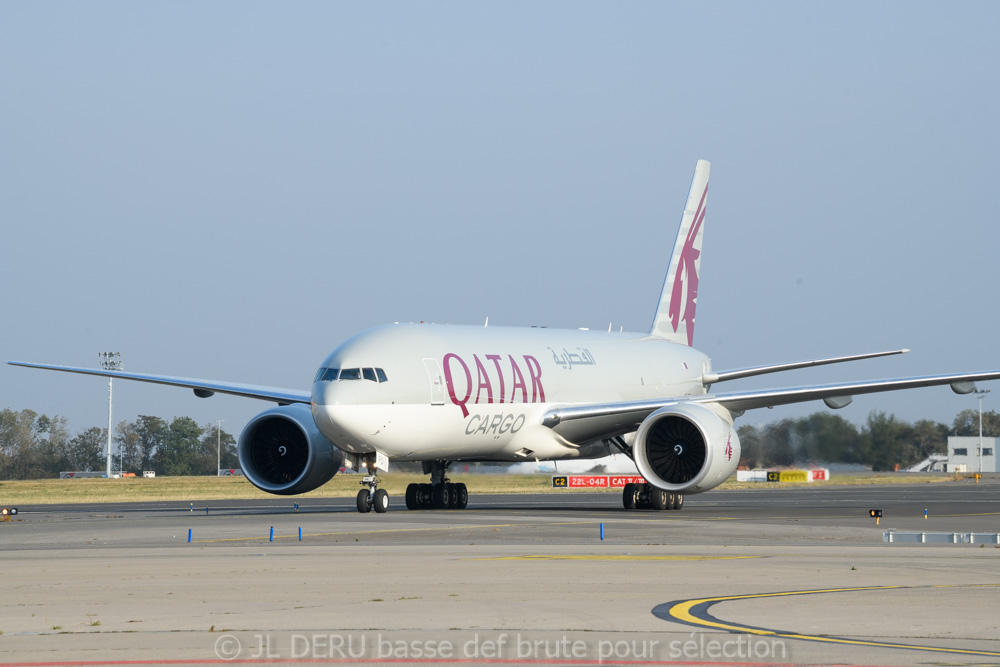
10,160,1000,514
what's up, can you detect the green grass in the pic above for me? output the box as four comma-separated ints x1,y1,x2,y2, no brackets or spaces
0,473,553,505
0,470,969,506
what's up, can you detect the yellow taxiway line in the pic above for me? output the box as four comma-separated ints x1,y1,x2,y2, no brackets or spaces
663,584,1000,657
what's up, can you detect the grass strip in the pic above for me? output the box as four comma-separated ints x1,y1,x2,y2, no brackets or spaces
0,471,962,506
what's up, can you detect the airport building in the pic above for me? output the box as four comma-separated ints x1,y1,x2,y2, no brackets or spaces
945,436,996,473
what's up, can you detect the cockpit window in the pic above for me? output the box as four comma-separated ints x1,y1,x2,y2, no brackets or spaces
320,366,386,382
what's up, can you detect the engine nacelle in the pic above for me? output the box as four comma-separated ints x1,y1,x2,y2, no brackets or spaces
633,403,740,495
238,403,344,495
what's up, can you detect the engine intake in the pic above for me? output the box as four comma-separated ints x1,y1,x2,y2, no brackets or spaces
238,404,344,495
633,403,740,494
644,415,707,485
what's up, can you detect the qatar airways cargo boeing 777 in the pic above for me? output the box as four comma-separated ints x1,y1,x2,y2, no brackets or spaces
10,160,1000,514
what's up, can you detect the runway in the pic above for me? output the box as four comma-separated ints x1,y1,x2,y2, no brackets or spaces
2,480,999,666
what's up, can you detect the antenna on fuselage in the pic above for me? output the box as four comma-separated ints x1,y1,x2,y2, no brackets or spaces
484,316,489,328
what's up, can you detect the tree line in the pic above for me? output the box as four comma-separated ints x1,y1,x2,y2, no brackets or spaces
0,409,237,479
2,407,997,480
738,409,999,471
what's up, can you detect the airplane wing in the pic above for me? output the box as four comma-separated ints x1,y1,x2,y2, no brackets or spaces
702,349,909,385
541,370,1000,443
6,361,310,405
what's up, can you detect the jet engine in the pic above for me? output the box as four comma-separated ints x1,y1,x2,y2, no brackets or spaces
238,404,344,495
632,403,740,494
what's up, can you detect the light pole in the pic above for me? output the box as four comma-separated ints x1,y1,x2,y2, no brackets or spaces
99,352,123,478
216,419,225,476
976,389,991,473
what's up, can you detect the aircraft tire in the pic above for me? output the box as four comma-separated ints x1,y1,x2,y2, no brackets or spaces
373,488,389,513
455,483,468,509
405,483,419,510
433,484,450,509
673,493,684,510
356,489,371,513
651,488,670,511
622,483,637,510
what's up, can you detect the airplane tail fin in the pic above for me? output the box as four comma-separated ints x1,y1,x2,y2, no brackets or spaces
648,159,710,345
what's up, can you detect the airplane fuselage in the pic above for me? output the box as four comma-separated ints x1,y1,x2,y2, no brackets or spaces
311,323,711,462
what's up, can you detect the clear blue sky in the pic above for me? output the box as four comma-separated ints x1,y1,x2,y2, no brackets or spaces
2,2,998,436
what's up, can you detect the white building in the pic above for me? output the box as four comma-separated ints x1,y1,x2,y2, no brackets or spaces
946,436,996,473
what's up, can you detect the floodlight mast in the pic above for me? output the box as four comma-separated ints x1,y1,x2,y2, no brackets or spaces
216,419,225,476
976,389,991,473
99,352,123,478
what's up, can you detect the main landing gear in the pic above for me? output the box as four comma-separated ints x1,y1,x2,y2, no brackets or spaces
405,460,469,510
621,482,684,511
601,435,684,512
355,453,389,514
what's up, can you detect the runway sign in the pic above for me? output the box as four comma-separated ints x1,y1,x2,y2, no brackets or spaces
569,475,608,488
608,475,647,487
551,475,647,488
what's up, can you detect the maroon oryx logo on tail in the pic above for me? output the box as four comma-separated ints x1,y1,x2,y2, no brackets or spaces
668,182,708,347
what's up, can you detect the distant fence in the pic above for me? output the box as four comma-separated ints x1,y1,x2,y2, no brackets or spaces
884,531,1000,544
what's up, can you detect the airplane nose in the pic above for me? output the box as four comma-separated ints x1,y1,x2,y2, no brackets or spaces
311,380,356,407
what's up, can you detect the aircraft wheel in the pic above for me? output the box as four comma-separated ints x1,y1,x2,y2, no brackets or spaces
622,483,637,510
419,483,433,508
651,488,670,511
673,493,684,510
433,483,450,509
373,488,389,513
356,489,371,513
405,483,419,510
455,483,468,509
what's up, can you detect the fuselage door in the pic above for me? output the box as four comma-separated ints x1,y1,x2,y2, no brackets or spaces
422,358,445,406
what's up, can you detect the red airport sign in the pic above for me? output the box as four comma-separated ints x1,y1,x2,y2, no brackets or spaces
552,475,647,488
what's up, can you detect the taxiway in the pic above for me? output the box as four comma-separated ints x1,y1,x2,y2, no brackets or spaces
1,481,999,666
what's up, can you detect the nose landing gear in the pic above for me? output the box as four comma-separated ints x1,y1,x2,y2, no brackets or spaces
355,453,389,514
